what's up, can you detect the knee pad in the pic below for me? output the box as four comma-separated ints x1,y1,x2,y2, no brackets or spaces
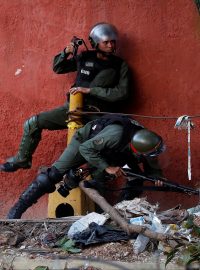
34,166,63,194
20,179,50,203
24,115,41,136
48,166,64,184
35,172,56,193
19,174,56,204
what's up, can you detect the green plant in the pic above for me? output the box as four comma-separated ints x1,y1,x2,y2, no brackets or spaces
56,236,81,253
165,242,200,267
165,217,200,267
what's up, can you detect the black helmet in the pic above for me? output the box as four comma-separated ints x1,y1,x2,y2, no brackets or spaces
89,22,118,48
130,129,165,157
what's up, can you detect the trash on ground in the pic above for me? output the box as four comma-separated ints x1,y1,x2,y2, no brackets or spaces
72,222,130,246
0,199,199,268
67,212,108,238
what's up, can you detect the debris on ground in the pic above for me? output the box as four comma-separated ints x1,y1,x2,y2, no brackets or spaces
114,198,200,266
114,197,159,220
67,212,107,238
0,198,200,269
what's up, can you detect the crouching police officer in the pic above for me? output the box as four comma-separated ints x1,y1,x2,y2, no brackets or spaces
7,114,166,219
0,22,130,173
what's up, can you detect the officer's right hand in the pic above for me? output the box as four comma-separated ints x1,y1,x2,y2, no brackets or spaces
69,87,90,95
64,43,74,54
155,179,164,186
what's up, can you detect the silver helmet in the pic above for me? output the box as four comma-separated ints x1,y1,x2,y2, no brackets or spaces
89,23,118,48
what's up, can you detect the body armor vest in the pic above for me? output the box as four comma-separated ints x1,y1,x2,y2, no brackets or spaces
69,51,125,112
89,114,143,151
75,51,122,87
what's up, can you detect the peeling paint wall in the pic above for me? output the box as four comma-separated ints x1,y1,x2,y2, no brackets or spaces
0,0,200,218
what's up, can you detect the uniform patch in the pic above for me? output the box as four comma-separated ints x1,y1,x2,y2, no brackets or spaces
92,124,97,130
94,138,104,145
85,62,94,67
81,69,90,75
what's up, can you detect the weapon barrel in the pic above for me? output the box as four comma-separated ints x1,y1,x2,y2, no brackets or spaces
123,169,199,195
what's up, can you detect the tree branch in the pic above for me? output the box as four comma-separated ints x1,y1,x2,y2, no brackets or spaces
79,181,175,242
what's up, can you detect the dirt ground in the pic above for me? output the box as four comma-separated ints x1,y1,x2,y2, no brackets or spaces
0,218,180,269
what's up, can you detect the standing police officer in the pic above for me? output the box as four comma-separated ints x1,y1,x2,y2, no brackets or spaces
0,23,130,172
7,115,165,219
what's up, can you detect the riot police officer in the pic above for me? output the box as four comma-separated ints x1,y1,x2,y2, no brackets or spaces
0,23,130,172
7,115,165,219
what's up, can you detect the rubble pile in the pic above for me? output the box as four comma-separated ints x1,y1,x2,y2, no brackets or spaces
0,199,199,268
114,197,159,219
114,198,200,266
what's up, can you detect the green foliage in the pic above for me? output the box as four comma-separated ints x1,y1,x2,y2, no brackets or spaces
183,216,194,229
165,217,200,267
179,243,200,266
165,242,200,267
165,243,183,267
56,236,81,253
182,216,200,237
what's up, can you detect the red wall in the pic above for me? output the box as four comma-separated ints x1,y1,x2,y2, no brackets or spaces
0,0,200,218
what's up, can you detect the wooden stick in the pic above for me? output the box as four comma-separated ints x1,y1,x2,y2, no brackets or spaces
79,181,175,242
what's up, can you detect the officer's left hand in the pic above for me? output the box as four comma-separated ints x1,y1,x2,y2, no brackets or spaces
69,87,90,95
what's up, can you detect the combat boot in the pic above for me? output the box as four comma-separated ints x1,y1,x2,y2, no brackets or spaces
0,156,32,172
7,199,31,219
1,116,41,172
7,167,63,219
7,176,51,219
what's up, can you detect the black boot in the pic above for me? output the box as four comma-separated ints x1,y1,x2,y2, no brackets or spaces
7,167,62,219
7,198,33,219
1,116,42,173
0,160,31,172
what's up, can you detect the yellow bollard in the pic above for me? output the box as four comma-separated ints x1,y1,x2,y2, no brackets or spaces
48,93,94,218
67,92,83,144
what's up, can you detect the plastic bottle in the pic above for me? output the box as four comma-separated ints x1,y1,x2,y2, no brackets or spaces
130,216,145,225
67,212,107,238
133,215,164,255
133,233,150,255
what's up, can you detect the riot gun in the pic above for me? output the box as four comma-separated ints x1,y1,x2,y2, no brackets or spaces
57,167,200,197
123,168,200,196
